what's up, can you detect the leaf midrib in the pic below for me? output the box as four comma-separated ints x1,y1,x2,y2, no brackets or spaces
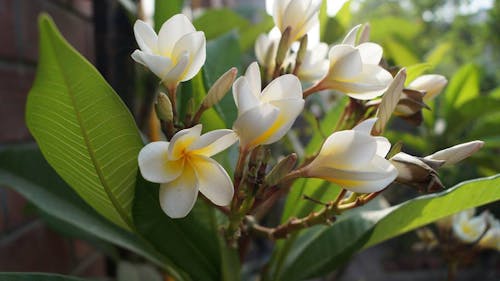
48,27,133,230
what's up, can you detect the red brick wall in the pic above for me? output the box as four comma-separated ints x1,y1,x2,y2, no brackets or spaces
0,0,107,277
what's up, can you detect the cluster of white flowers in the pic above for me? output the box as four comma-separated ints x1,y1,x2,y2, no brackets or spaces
131,1,482,219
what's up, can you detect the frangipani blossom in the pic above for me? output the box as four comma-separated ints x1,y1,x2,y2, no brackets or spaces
479,214,500,251
138,125,237,218
303,118,398,193
272,0,321,44
132,14,206,90
408,74,448,101
321,43,393,100
452,209,487,243
232,62,304,149
424,141,484,166
255,33,279,69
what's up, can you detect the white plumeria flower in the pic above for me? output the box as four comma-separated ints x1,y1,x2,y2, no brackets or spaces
321,42,393,100
255,33,279,69
272,0,321,44
408,74,448,101
293,43,330,83
138,125,237,218
232,62,305,149
131,14,206,90
452,209,487,243
303,118,398,193
479,214,500,251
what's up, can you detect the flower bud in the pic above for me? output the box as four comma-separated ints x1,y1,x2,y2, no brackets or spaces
203,67,238,108
374,68,406,134
390,152,444,193
424,141,484,166
265,154,298,186
393,89,430,126
358,23,371,44
155,92,173,122
408,74,448,101
295,35,308,67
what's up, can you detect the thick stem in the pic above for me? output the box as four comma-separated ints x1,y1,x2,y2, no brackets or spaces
190,104,208,126
167,84,178,123
303,82,327,98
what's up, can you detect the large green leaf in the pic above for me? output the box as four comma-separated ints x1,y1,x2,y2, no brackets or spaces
194,8,250,40
0,145,187,280
444,63,480,115
133,178,222,281
0,273,97,281
154,0,184,32
276,175,500,280
239,14,274,52
383,36,420,66
26,15,142,230
204,32,242,126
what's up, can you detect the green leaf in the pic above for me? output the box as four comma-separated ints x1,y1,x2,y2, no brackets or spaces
318,0,328,40
383,36,419,66
370,17,422,41
425,42,452,68
204,32,242,126
194,8,250,40
0,273,98,281
0,145,186,280
133,177,222,281
405,63,432,86
239,14,274,52
26,15,143,230
154,0,184,32
488,87,500,98
117,262,163,281
335,0,352,29
444,63,480,114
277,175,500,280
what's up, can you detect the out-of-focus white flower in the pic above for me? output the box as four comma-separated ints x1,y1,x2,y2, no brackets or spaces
132,14,206,90
138,125,237,218
321,43,393,100
408,74,448,101
294,43,330,83
232,62,304,149
303,118,398,193
452,209,487,243
272,0,321,44
479,213,500,251
424,141,484,166
255,33,279,69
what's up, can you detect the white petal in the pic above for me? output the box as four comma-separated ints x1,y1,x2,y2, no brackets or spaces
138,142,185,183
233,76,261,115
357,42,383,65
261,74,303,101
168,124,202,160
131,50,147,66
133,20,158,54
328,45,363,80
190,129,238,157
255,34,271,66
308,155,397,193
375,137,391,157
232,103,280,148
172,31,206,82
191,156,233,206
311,130,378,170
342,24,362,45
245,62,263,98
162,52,190,86
283,0,311,30
159,165,199,218
262,98,305,145
138,52,173,80
409,74,448,101
453,216,487,243
273,0,292,30
353,118,377,134
334,65,393,100
158,14,196,56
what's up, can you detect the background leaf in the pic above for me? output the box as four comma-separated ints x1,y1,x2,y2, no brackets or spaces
26,15,143,230
444,63,480,115
274,175,500,280
0,273,98,281
193,8,250,40
154,0,184,32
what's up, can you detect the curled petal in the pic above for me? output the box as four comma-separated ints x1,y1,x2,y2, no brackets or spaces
233,103,280,148
331,64,393,100
261,74,303,101
262,98,305,145
172,31,206,82
135,52,173,80
191,156,234,206
158,14,196,56
375,137,392,157
311,130,377,170
328,45,363,80
159,165,199,218
353,118,377,134
233,77,261,115
168,124,202,160
162,51,190,86
357,42,383,65
190,130,238,157
342,24,362,45
308,156,397,193
138,141,184,183
245,62,263,98
133,20,158,54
